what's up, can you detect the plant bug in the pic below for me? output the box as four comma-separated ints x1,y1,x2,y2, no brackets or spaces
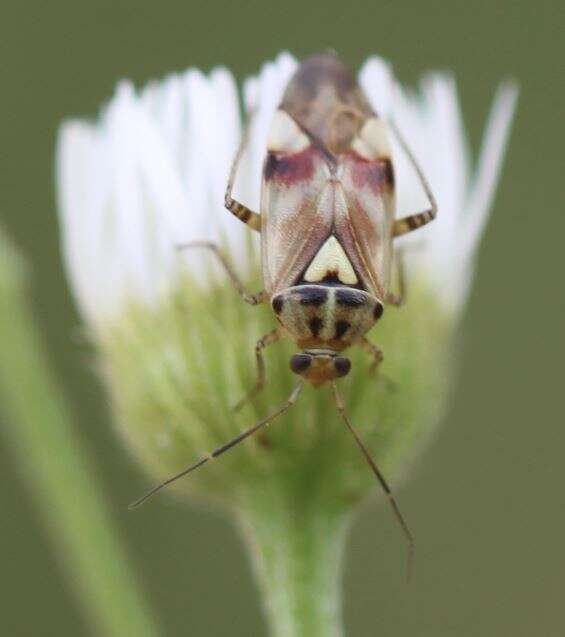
131,53,437,575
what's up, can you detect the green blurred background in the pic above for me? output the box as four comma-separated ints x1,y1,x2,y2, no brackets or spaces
1,1,564,635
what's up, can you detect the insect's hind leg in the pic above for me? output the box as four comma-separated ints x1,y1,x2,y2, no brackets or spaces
176,241,264,305
225,113,262,232
390,119,438,238
233,328,281,412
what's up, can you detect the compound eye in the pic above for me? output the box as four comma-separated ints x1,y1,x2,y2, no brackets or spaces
373,301,384,320
290,353,312,374
334,357,351,377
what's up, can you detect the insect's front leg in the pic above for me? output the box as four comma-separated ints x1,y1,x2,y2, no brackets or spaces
234,328,281,412
358,337,384,374
225,114,262,232
358,338,398,391
176,241,264,305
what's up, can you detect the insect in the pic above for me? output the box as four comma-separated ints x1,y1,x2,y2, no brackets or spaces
131,53,437,573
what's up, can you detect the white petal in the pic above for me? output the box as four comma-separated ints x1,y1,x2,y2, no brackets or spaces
362,61,517,313
445,80,519,312
57,67,245,327
392,73,470,256
460,80,519,260
358,56,394,118
112,82,194,299
199,68,249,270
106,82,152,303
57,121,113,325
182,70,216,244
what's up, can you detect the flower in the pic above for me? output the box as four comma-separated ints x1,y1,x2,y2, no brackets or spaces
56,52,517,636
359,60,518,314
57,52,517,331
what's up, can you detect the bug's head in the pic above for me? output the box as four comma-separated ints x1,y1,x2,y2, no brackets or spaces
290,350,351,386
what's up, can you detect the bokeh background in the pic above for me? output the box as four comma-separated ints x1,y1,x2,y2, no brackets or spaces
2,1,564,635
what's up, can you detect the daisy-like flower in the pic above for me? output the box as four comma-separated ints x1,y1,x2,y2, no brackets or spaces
57,52,517,636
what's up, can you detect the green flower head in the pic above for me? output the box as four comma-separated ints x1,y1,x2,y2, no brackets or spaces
57,52,517,636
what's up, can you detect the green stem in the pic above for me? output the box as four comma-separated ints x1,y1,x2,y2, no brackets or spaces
0,232,160,637
238,484,349,637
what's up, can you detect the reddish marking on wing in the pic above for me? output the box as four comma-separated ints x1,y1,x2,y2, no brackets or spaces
347,153,394,195
264,148,319,186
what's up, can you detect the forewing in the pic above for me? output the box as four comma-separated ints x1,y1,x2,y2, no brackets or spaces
260,110,332,294
334,118,396,298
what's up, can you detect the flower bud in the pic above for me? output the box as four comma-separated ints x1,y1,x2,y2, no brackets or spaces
57,52,517,635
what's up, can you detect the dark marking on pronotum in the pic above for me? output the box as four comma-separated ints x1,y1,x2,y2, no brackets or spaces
272,296,284,314
297,286,328,307
334,320,350,339
373,302,384,320
335,288,366,307
309,316,323,337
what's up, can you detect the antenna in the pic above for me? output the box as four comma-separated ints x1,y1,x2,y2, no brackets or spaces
332,382,414,580
129,382,304,509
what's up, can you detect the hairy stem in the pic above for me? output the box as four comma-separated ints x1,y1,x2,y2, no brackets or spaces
238,482,349,637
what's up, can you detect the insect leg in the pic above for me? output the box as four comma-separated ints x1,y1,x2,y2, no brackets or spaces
358,339,397,391
331,382,414,580
390,119,438,238
385,249,406,306
225,113,262,232
176,241,265,305
358,337,384,374
233,328,282,412
129,382,304,509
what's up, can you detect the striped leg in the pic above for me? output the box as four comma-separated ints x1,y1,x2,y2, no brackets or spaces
390,119,438,237
176,241,264,305
225,114,262,232
234,329,281,412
